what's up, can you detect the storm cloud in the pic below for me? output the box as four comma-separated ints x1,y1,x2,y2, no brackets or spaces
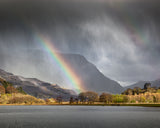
0,0,160,87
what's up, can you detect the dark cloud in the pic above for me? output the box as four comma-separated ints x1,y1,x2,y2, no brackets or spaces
0,0,160,87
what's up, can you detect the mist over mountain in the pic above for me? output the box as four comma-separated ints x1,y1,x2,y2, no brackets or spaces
0,68,76,99
0,0,160,86
60,53,124,93
0,51,124,94
125,79,160,89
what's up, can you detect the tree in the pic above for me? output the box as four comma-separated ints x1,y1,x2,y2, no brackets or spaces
56,96,62,104
123,95,129,103
0,85,5,95
133,87,142,95
69,96,74,104
85,91,98,104
45,99,50,104
112,95,124,103
147,88,157,93
0,79,13,92
144,83,151,90
78,91,98,104
2,81,9,90
124,88,133,95
6,86,17,94
153,95,157,103
75,97,79,104
140,96,146,103
99,93,112,103
16,87,23,92
78,92,86,103
16,87,26,94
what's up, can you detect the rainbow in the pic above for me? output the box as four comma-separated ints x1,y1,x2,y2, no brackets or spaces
117,5,149,46
123,15,148,46
35,34,83,94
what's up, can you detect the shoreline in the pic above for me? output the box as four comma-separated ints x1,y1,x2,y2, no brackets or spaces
0,103,160,107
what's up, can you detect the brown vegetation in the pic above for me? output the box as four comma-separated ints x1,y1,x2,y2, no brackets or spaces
0,85,5,95
78,91,98,104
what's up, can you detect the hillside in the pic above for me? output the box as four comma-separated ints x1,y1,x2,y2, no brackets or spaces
0,69,76,100
0,78,45,104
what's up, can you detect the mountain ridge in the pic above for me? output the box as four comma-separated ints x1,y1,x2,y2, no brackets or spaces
59,53,124,94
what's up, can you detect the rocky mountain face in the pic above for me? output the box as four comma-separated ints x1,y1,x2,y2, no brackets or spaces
125,79,160,89
0,50,124,94
0,69,76,100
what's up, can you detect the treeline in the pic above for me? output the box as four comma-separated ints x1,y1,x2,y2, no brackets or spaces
0,78,26,94
1,78,160,105
67,83,160,104
122,83,160,95
68,92,128,104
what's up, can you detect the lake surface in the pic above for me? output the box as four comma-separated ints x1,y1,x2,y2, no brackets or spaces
0,106,160,128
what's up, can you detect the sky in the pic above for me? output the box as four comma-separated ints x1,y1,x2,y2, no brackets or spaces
0,0,160,87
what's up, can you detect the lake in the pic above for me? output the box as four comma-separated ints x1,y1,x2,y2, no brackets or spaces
0,106,160,128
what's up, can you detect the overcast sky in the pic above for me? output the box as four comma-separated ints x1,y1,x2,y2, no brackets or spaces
0,0,160,87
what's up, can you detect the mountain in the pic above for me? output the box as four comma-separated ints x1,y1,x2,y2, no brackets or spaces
125,79,160,89
0,69,76,99
0,50,124,94
60,54,124,94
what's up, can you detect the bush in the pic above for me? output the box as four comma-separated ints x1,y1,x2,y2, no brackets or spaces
130,100,136,103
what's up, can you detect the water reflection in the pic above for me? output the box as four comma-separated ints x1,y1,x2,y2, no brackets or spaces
0,106,160,128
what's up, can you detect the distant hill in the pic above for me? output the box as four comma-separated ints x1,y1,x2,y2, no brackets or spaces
0,69,76,100
125,79,160,89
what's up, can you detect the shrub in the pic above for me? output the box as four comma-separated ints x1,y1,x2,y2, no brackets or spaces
130,100,136,103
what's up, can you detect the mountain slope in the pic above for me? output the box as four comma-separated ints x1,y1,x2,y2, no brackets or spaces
0,50,124,94
60,54,124,94
0,69,76,99
125,79,160,89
